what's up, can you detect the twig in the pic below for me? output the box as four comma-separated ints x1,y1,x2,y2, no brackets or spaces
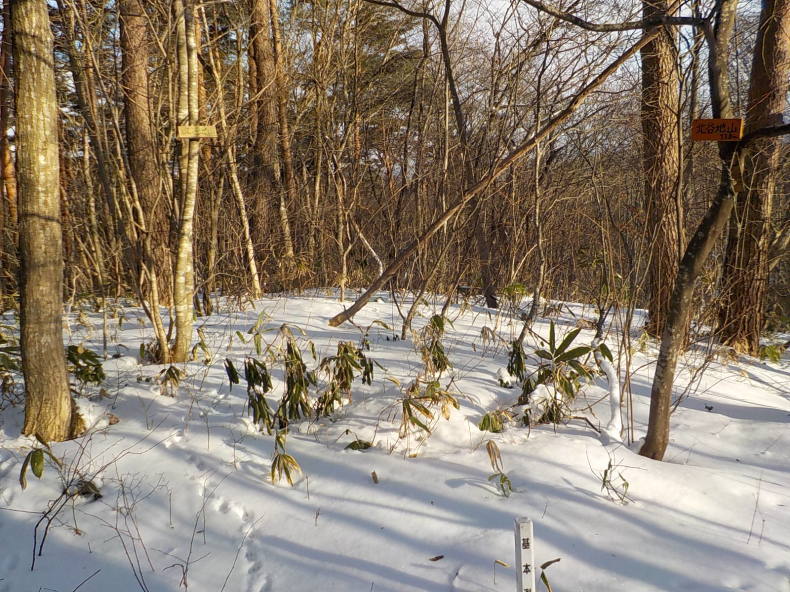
746,474,763,544
570,415,600,434
71,569,101,592
219,518,261,592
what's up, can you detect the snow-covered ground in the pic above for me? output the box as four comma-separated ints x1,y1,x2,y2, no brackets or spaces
0,294,788,592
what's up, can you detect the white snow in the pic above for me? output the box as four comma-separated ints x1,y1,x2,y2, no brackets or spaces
0,294,788,592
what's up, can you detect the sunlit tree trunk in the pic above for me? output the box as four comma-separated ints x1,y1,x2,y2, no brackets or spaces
641,0,683,338
200,10,262,299
13,0,80,441
718,0,790,356
640,0,739,460
250,0,294,263
119,0,171,360
171,0,200,362
120,0,171,292
0,0,16,226
268,0,296,267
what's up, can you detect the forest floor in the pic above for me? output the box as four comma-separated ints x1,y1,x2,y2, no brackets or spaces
0,293,788,592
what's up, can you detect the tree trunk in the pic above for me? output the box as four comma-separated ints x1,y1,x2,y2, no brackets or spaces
641,0,683,338
718,0,790,356
0,0,16,226
201,19,262,299
119,0,171,360
640,161,740,459
0,0,17,305
13,0,80,442
250,0,293,262
120,0,172,299
268,0,296,268
171,0,200,362
639,1,739,460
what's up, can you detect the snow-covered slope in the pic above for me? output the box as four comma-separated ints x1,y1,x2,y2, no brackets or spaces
0,294,788,591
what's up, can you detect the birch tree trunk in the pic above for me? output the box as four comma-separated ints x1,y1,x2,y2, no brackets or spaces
13,0,80,441
171,0,200,362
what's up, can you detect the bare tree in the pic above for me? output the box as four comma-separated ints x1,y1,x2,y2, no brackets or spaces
640,0,740,460
328,30,662,327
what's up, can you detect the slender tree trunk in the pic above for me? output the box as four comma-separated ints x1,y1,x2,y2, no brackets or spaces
268,0,296,266
0,1,16,227
640,159,740,459
13,0,80,442
203,175,223,315
718,0,790,356
0,0,17,305
171,0,200,362
82,131,105,295
201,19,262,299
641,0,683,338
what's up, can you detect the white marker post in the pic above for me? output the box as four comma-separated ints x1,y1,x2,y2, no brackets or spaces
514,517,535,592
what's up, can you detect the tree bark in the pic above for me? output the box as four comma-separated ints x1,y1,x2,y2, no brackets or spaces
13,0,79,441
718,0,790,356
268,0,296,267
0,0,17,304
640,158,739,459
0,0,16,226
639,2,739,460
641,0,683,338
119,0,171,360
120,0,172,298
250,0,294,262
171,0,200,362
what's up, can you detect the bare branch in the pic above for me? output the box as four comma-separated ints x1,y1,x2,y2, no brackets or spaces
363,0,438,25
740,123,790,144
518,0,704,32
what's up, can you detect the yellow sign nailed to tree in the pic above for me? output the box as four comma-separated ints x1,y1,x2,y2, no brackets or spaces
177,125,218,139
691,118,744,141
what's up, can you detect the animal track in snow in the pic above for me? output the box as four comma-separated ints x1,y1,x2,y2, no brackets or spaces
0,456,17,506
212,496,256,525
243,531,272,592
0,551,20,591
185,452,209,473
163,429,185,449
